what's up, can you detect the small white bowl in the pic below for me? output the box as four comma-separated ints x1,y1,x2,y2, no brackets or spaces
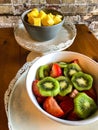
26,51,98,126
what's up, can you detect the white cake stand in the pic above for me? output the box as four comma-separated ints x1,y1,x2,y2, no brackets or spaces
14,20,76,61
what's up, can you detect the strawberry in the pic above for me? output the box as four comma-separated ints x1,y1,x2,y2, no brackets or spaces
43,96,64,117
83,87,97,103
32,80,42,97
59,96,74,116
36,96,46,104
50,63,62,78
67,111,80,121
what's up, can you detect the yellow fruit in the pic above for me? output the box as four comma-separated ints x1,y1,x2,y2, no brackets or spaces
28,16,34,25
42,15,54,26
28,8,39,18
27,8,62,26
48,13,54,19
53,15,62,24
33,18,41,26
38,10,47,19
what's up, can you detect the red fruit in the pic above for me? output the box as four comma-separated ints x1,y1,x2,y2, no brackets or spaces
43,97,64,117
59,96,74,116
67,111,80,121
36,96,46,104
84,88,97,102
50,63,62,78
32,80,42,97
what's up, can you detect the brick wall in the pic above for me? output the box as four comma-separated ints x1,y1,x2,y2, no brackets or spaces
0,0,98,38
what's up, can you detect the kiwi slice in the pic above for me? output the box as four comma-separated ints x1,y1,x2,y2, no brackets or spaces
57,62,68,68
71,72,93,91
74,92,97,119
37,77,60,96
64,63,82,77
56,76,73,96
37,65,50,80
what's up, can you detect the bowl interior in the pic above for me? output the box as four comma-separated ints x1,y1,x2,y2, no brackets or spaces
26,51,98,125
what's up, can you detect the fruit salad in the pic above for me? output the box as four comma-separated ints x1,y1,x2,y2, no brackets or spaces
32,59,98,120
27,8,63,26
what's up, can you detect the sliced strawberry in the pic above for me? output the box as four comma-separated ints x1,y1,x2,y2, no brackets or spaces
32,80,42,97
59,96,74,116
84,87,97,103
43,97,64,117
36,96,46,104
67,111,80,121
55,95,66,103
50,63,62,78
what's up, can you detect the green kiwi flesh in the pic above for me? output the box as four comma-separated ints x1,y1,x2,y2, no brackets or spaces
64,63,82,77
57,62,68,68
74,92,97,119
56,76,73,96
37,65,50,80
71,72,93,91
37,77,60,96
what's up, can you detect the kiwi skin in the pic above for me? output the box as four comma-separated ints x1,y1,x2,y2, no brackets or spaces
74,92,97,119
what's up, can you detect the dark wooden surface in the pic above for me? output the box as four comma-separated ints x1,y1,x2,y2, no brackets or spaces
0,25,98,130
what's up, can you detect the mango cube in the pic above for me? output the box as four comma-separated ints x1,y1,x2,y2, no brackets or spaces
27,8,62,26
53,15,62,24
28,16,34,25
42,15,54,26
33,18,41,26
28,8,39,17
38,10,47,20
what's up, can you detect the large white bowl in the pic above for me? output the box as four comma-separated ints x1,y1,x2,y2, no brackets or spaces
26,51,98,126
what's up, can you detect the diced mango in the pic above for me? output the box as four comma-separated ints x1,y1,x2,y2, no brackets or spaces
53,15,62,24
33,18,41,26
28,8,39,17
28,16,34,25
48,13,54,19
38,10,47,19
42,15,54,26
27,8,62,26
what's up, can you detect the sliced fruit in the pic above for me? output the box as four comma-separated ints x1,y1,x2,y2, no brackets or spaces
56,76,73,96
59,96,74,116
38,10,47,20
74,92,97,119
36,96,46,104
71,72,93,91
33,17,41,26
41,14,54,26
69,89,79,98
53,15,62,24
64,63,82,77
56,62,68,68
37,65,50,80
32,80,42,97
43,96,64,117
67,111,80,121
50,63,62,78
84,88,97,102
37,77,60,96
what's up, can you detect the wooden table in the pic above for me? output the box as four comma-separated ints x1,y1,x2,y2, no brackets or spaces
0,25,98,130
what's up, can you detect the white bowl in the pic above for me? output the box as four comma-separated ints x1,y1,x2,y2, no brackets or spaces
26,51,98,126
